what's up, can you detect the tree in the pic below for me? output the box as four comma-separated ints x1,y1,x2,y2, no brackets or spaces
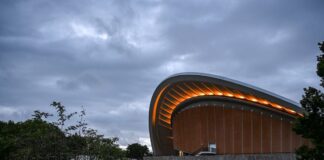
0,119,66,160
97,137,126,160
50,101,78,135
0,101,127,160
126,143,149,160
293,42,324,159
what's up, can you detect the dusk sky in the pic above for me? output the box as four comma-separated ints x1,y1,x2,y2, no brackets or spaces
0,0,324,149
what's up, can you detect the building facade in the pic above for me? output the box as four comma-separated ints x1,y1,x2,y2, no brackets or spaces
149,73,308,156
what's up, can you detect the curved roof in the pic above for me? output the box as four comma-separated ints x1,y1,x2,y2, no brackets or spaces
149,72,303,156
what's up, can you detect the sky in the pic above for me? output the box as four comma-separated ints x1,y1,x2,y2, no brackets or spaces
0,0,324,149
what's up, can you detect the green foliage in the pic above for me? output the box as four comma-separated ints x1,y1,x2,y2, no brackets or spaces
295,145,324,160
97,138,126,160
126,143,149,160
0,119,65,159
293,42,324,159
0,101,126,160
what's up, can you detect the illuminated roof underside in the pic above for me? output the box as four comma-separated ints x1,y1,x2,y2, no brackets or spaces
149,73,304,156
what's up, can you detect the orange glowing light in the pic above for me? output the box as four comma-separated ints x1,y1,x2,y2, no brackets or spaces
160,112,171,119
152,85,169,127
171,88,187,100
191,82,205,93
159,117,171,125
247,96,258,102
251,98,258,102
168,92,184,103
176,85,192,97
224,92,234,97
260,100,269,105
200,82,216,94
216,92,223,95
165,97,178,106
158,121,172,129
163,102,176,110
285,108,296,114
184,83,200,96
160,107,172,114
272,103,283,109
211,84,223,94
154,82,302,128
233,90,245,99
235,94,245,99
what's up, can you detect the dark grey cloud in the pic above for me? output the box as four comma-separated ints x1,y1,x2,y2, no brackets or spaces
0,0,323,148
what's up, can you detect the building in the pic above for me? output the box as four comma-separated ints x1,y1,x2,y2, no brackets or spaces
148,73,308,156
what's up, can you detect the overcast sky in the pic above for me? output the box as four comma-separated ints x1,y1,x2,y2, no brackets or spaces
0,0,324,149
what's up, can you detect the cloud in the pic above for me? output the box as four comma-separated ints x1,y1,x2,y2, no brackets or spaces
0,0,324,150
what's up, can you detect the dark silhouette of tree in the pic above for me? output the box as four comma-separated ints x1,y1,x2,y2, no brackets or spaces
51,101,78,135
293,42,324,159
0,101,126,160
32,110,53,120
126,143,149,160
0,119,65,159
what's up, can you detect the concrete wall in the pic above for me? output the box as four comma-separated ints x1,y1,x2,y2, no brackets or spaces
144,153,296,160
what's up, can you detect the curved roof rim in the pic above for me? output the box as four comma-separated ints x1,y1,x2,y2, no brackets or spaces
163,72,301,108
